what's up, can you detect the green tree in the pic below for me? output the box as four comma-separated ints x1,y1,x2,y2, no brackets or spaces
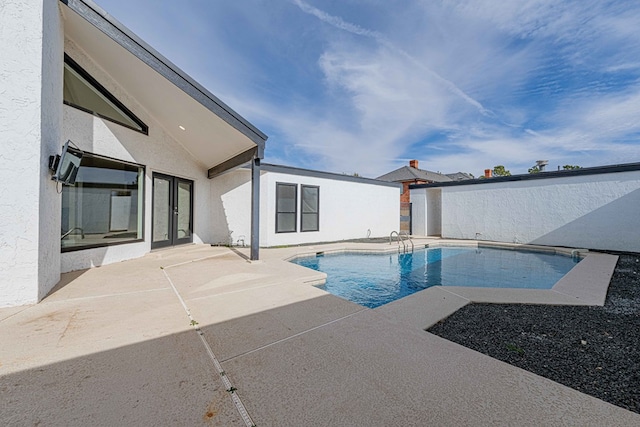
528,166,541,174
492,165,511,176
562,165,581,170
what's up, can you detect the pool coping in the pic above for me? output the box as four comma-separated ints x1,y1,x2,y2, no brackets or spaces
281,239,619,330
284,239,591,260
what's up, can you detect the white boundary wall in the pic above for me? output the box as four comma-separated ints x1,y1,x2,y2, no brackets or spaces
411,170,640,253
212,168,400,247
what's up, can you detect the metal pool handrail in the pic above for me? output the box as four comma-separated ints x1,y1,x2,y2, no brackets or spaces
390,231,414,253
399,231,414,252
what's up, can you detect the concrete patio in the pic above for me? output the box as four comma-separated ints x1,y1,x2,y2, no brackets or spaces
1,242,637,426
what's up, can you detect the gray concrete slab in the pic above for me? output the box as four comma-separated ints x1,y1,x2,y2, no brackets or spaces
375,286,470,329
180,281,331,326
0,289,186,374
0,242,633,426
0,329,241,426
223,306,639,426
0,305,28,322
199,294,364,362
45,263,169,302
553,252,618,305
440,286,592,305
164,255,326,302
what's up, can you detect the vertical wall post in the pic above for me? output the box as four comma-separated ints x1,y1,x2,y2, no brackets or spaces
250,157,261,260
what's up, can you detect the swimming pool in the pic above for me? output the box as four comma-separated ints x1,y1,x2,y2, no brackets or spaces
292,246,581,308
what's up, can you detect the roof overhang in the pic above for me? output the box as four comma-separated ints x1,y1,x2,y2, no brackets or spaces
60,0,267,178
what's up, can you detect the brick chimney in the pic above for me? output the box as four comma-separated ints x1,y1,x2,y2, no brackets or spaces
409,159,419,169
484,169,492,178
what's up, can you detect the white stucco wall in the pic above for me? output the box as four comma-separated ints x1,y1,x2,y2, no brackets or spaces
60,40,213,272
263,172,401,246
211,168,400,247
210,168,255,246
412,170,640,252
426,189,442,236
411,191,427,236
0,1,63,307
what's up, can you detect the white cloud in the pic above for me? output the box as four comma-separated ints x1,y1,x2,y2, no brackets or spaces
162,0,640,177
425,88,640,175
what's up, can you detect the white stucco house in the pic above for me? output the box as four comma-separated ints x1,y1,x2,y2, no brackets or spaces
212,164,400,248
0,0,400,307
410,163,640,253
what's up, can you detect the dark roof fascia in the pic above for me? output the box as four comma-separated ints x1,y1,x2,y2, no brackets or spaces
261,164,402,188
410,162,640,190
60,0,268,145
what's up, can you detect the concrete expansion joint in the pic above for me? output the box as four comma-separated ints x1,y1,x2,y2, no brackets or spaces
222,308,368,363
43,287,170,304
438,287,471,301
0,307,29,324
161,269,256,427
162,252,235,270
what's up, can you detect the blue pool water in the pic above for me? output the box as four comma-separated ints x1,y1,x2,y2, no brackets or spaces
292,247,581,308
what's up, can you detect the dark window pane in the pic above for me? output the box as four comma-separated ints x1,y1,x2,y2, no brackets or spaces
301,213,318,232
62,153,144,250
301,185,319,231
277,184,296,212
152,177,171,243
63,56,147,133
276,183,297,233
276,213,296,233
302,186,318,213
177,181,192,239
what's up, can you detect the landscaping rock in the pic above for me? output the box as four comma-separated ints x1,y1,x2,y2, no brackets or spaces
428,253,640,414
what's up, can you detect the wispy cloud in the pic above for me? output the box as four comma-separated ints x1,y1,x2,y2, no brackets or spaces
293,0,489,116
98,0,640,177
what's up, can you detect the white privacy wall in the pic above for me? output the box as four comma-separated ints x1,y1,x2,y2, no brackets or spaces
0,1,63,307
262,172,400,247
60,40,213,273
211,168,400,247
413,170,640,252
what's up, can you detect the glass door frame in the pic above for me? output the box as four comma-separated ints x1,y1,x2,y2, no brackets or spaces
151,172,194,249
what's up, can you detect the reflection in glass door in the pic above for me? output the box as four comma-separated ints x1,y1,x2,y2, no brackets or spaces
152,173,193,249
176,180,192,242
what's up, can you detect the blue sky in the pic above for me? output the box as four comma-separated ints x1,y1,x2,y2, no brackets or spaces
95,0,640,177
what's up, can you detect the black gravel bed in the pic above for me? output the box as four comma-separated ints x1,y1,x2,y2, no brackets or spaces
427,253,640,413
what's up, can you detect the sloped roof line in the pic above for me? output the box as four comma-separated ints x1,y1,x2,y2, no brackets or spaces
377,165,452,183
61,0,267,144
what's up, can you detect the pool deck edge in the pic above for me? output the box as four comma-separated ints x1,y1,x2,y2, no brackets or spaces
278,239,618,332
552,252,618,306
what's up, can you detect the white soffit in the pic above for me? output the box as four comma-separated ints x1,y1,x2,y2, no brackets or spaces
62,4,260,169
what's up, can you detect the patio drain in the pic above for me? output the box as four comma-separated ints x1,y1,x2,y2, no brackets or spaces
161,268,256,427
